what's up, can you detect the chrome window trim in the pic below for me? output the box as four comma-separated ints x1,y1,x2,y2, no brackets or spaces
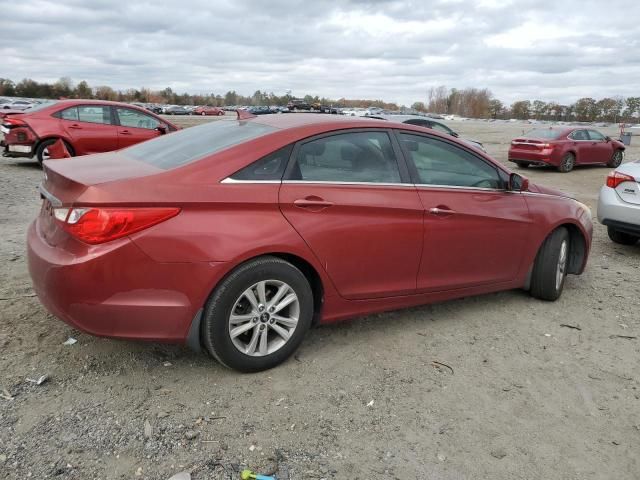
221,178,281,184
281,180,414,187
414,183,506,193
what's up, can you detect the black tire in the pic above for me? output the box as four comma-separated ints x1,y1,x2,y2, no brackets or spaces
530,227,570,301
201,256,313,372
558,153,575,173
515,161,530,169
607,227,638,245
35,138,73,165
607,149,624,168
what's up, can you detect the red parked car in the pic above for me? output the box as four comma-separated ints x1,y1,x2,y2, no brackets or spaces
508,127,625,172
28,113,593,372
1,100,179,163
193,106,225,116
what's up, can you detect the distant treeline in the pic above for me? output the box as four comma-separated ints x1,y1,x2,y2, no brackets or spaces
0,77,399,111
1,77,639,122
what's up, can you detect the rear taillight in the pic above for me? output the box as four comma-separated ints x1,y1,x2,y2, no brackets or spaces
3,117,27,128
53,207,180,244
606,171,635,189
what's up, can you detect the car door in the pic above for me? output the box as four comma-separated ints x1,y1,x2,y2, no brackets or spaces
279,129,424,300
114,107,165,149
396,131,532,292
586,129,612,164
567,129,592,164
56,105,118,155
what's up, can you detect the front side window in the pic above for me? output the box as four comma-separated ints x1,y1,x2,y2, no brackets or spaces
400,133,503,189
116,108,160,130
287,131,401,184
587,130,605,141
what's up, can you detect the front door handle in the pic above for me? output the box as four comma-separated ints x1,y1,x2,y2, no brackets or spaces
293,196,334,211
120,130,132,135
429,206,455,217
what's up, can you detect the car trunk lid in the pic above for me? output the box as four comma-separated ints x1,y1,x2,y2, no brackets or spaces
38,152,166,246
511,138,550,150
614,161,640,205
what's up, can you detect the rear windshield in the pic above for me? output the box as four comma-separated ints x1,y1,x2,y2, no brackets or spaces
524,128,562,139
123,120,276,169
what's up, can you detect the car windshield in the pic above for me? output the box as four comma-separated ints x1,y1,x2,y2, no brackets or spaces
123,119,277,169
524,128,562,139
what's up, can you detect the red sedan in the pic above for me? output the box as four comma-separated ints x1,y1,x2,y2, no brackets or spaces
1,100,179,163
27,113,593,371
193,106,225,116
508,127,625,172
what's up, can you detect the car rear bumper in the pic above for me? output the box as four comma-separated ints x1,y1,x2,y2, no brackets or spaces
2,143,35,158
597,185,640,230
27,219,226,343
508,149,559,166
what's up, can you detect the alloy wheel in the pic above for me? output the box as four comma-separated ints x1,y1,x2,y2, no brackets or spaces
228,280,300,357
555,240,568,291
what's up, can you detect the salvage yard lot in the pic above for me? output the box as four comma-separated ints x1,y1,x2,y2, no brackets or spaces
1,118,639,479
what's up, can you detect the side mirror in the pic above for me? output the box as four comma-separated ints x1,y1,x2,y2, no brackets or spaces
156,125,167,135
509,172,529,192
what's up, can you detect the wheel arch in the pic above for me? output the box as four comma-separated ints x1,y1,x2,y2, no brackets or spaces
535,222,588,275
35,136,75,157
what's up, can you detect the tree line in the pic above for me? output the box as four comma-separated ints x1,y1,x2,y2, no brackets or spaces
2,77,639,123
416,85,640,123
0,77,400,111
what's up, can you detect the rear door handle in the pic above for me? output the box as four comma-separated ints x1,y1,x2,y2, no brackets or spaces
120,130,132,135
429,206,456,216
293,196,334,210
68,124,82,129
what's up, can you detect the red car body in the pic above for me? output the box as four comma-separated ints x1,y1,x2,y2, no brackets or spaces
27,114,592,354
1,99,179,162
193,106,225,116
508,127,625,170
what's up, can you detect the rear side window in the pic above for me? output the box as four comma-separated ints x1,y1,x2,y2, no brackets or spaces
56,106,112,125
230,145,293,181
287,131,401,183
400,133,503,189
58,107,79,121
124,120,276,169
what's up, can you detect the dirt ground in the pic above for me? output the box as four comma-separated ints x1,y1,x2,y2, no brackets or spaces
1,116,639,480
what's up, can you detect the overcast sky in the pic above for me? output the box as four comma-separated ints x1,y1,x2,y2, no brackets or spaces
2,0,639,105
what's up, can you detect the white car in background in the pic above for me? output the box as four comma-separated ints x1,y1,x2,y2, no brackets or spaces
2,99,35,110
598,160,640,245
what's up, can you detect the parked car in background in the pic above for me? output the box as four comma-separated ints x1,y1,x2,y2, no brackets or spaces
164,105,190,115
193,106,225,116
248,106,272,115
3,99,35,110
287,99,312,111
1,99,178,163
508,127,625,172
598,160,640,245
371,114,485,151
28,113,592,372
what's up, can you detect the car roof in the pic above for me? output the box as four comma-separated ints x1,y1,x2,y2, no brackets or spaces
251,113,406,130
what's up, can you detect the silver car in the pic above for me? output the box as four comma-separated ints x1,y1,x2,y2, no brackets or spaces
598,160,640,245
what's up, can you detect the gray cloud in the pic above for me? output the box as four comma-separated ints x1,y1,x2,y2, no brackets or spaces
1,0,639,105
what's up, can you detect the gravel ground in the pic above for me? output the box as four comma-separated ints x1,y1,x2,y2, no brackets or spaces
0,117,639,480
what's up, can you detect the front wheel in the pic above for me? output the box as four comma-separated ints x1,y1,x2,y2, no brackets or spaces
607,227,638,245
607,149,624,168
558,153,575,173
530,227,570,301
201,256,314,372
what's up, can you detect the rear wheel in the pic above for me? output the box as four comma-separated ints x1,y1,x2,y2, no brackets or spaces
201,256,314,372
530,227,570,301
607,227,638,245
558,153,575,173
515,161,530,169
35,138,72,164
607,149,624,168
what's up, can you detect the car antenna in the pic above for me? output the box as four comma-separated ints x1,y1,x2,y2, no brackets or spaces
237,109,257,120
